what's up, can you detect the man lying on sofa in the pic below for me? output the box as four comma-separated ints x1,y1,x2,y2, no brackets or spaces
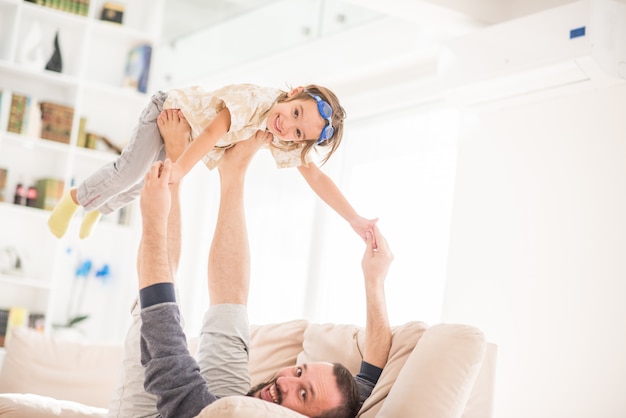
108,112,393,418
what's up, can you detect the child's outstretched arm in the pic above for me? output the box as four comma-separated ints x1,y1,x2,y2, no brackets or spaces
169,108,231,183
297,163,378,243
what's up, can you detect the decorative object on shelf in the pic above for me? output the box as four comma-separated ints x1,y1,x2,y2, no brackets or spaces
26,186,38,207
17,20,45,69
13,183,26,205
45,31,63,73
0,309,8,347
53,314,89,330
84,133,123,154
0,247,22,275
123,44,152,93
100,2,124,24
39,101,74,144
54,258,93,337
28,312,46,333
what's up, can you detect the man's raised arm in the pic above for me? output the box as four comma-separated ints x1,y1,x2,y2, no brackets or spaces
354,225,393,405
362,226,392,369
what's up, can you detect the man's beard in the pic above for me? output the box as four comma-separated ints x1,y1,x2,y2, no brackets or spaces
247,377,282,404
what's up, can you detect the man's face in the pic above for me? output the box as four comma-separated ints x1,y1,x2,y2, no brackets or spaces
248,362,343,416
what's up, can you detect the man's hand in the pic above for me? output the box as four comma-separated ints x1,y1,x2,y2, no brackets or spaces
362,225,393,285
361,225,392,369
350,216,379,247
218,130,271,178
140,159,173,229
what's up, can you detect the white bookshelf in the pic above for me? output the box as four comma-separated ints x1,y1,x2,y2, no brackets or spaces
0,0,164,343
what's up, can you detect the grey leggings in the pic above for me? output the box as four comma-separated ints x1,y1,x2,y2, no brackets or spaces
77,91,167,215
107,301,251,418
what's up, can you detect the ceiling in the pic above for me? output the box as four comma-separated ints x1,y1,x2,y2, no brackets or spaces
161,0,276,45
160,0,575,45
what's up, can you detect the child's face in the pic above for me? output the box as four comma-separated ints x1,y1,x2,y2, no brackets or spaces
266,98,326,143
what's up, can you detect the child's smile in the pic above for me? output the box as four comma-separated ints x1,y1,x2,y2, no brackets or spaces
267,99,326,142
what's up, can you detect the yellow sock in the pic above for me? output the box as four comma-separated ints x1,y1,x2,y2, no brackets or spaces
79,210,102,239
48,191,79,238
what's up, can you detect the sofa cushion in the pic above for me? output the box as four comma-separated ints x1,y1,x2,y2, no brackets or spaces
295,321,429,418
0,394,107,418
249,320,309,386
195,396,307,418
0,328,123,409
376,323,487,418
297,323,365,374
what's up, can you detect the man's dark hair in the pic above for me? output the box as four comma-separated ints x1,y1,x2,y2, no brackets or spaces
312,362,360,418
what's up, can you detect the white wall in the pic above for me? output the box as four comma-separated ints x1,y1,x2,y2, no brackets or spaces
443,83,626,418
159,1,626,415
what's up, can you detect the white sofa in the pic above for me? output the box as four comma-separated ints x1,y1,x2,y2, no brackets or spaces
0,320,497,417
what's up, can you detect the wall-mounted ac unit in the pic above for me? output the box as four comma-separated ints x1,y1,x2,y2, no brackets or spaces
440,0,626,107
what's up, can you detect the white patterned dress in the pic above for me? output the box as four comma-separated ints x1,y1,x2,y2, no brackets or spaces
76,84,310,214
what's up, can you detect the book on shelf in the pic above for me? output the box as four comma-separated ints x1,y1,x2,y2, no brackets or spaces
34,177,64,210
124,44,152,94
6,93,42,137
7,93,30,135
0,167,6,203
33,0,90,16
76,116,87,148
40,101,74,144
0,309,7,347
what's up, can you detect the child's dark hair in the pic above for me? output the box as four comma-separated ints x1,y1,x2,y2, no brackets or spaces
273,84,346,166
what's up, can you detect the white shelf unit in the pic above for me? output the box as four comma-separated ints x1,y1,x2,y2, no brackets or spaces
0,0,164,343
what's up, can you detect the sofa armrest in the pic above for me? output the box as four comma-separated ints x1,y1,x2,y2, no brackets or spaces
376,324,487,418
462,342,497,418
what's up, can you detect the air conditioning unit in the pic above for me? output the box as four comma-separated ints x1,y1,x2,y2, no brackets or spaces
439,0,626,106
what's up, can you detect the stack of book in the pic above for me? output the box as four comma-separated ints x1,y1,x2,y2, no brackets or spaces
25,0,90,17
40,101,74,144
5,94,75,143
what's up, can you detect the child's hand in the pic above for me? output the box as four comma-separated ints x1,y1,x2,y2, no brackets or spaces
168,162,184,184
350,215,379,247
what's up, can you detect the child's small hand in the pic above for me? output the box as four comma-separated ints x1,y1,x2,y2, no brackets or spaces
350,216,379,247
168,162,184,184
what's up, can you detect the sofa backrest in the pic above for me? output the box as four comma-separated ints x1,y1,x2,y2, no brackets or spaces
0,328,123,409
199,321,496,418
